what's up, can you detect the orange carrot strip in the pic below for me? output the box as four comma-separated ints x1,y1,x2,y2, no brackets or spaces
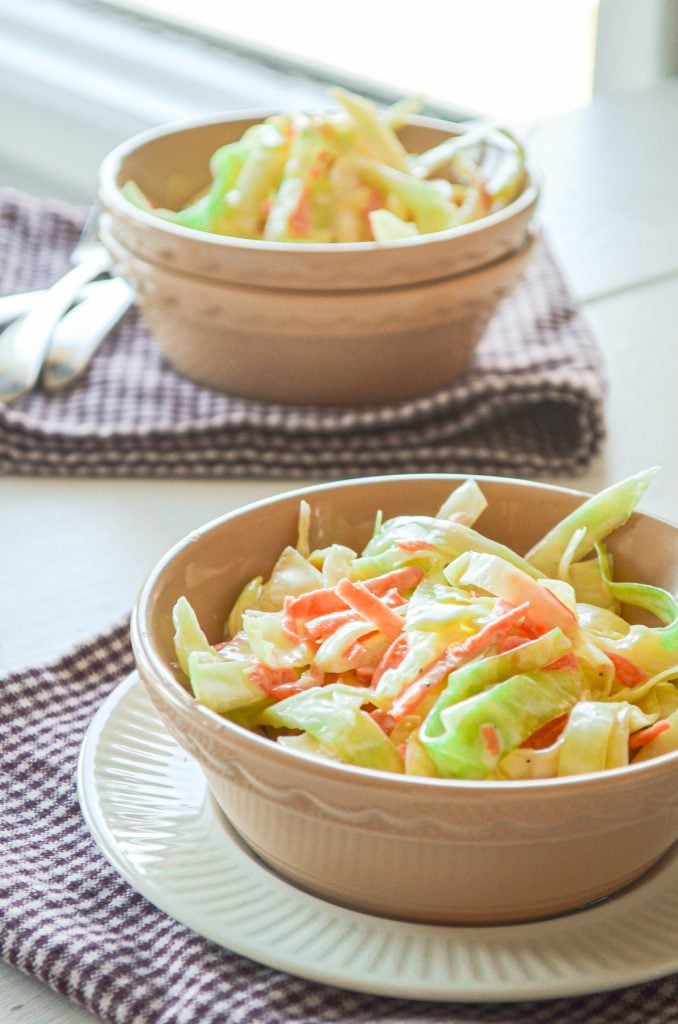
370,632,409,689
286,588,346,620
342,629,380,658
289,186,311,236
282,596,304,642
363,566,425,596
248,663,300,698
388,601,530,722
514,618,547,640
535,588,578,631
335,578,404,640
480,723,501,759
286,568,423,624
496,635,529,654
371,707,396,733
342,637,378,665
386,654,458,724
304,609,361,641
544,652,578,672
304,589,404,644
629,719,671,749
605,651,649,688
267,681,309,699
520,712,570,750
309,149,331,179
395,538,436,552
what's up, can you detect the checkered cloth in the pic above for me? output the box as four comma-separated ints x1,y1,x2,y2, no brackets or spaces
0,189,604,479
2,623,677,1024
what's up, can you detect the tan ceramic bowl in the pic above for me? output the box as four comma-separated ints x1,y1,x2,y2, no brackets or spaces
130,475,678,925
99,113,540,405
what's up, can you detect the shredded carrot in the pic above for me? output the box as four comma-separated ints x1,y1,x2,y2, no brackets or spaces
303,663,325,686
520,712,569,750
362,187,383,225
514,618,547,641
496,635,529,654
281,596,304,642
480,723,501,759
269,681,309,699
304,609,361,642
289,186,311,236
248,663,302,699
363,565,425,596
537,589,578,630
388,601,530,722
544,652,578,672
309,149,331,179
605,651,649,688
370,632,409,689
304,589,404,643
395,538,436,552
286,588,346,620
371,707,396,733
287,568,423,626
341,628,379,660
479,180,492,211
335,578,404,640
341,639,374,665
629,719,671,749
387,655,455,722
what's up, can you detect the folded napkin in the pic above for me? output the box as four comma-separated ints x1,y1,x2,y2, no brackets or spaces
0,189,604,479
2,624,677,1024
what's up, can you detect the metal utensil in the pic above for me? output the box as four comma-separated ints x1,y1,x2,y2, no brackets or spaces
41,277,134,390
0,280,116,327
0,210,110,403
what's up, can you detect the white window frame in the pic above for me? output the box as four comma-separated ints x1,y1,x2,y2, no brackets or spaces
0,0,670,203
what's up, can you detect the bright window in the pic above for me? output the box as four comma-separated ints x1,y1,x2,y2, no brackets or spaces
104,0,600,121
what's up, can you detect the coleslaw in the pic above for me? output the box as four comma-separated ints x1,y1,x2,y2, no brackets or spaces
173,470,678,779
123,87,527,244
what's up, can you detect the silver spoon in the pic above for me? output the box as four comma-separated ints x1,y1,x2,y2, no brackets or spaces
0,212,110,404
41,276,135,390
0,279,117,327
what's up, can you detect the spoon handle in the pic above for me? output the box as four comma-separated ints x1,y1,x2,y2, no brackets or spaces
0,280,115,327
41,278,135,390
0,246,110,403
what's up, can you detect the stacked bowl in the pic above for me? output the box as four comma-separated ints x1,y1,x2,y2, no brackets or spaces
98,113,540,405
131,474,678,925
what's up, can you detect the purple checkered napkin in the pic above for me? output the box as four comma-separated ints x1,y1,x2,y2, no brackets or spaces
2,623,677,1024
0,189,604,480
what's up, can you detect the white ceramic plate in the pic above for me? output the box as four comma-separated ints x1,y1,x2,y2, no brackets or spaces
78,673,678,1003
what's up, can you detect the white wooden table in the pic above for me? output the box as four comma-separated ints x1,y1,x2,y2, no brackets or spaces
3,79,678,1022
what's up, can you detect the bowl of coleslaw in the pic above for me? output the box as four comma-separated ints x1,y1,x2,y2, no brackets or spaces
131,471,678,924
99,88,540,405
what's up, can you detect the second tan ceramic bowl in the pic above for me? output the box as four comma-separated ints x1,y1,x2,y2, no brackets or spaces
99,112,540,405
131,475,678,925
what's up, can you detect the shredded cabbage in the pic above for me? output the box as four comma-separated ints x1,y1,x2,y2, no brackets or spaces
122,86,527,244
171,472,678,780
